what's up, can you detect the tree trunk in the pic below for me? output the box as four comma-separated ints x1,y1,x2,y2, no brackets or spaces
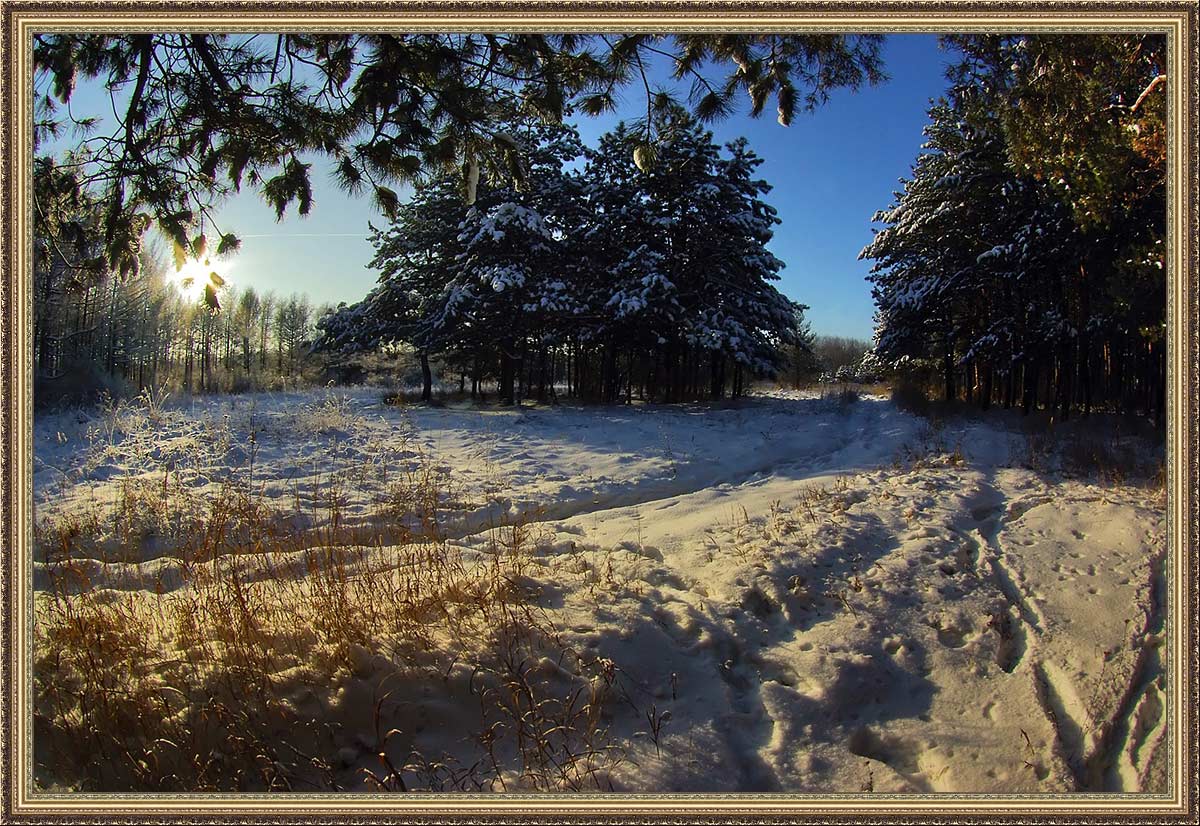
537,347,547,401
106,277,119,376
420,351,432,402
942,348,956,403
499,341,515,405
1081,335,1093,416
1060,340,1073,421
625,349,634,405
1022,361,1038,415
565,344,573,398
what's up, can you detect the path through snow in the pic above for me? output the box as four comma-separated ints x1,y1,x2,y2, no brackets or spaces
32,388,1168,793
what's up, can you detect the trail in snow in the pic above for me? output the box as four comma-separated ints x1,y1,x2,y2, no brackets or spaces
31,387,1167,793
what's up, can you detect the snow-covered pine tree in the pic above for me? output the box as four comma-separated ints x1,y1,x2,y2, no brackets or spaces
581,111,801,401
316,174,470,401
577,121,682,401
862,95,1012,403
319,120,587,404
695,136,801,397
425,121,586,404
862,40,1162,423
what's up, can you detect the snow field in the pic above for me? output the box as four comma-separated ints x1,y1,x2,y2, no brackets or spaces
31,387,1167,793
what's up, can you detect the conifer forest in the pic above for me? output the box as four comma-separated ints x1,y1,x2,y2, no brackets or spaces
25,30,1174,798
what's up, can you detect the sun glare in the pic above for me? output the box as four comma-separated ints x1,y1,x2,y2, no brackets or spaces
173,257,232,303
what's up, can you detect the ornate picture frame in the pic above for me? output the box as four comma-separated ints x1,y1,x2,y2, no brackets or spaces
2,1,1195,821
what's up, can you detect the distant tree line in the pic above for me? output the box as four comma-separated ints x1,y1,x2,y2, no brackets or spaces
862,35,1167,426
814,336,872,382
34,230,323,404
317,112,813,404
30,33,888,406
777,334,874,389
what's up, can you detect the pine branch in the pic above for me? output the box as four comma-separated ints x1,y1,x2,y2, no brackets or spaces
1130,74,1166,114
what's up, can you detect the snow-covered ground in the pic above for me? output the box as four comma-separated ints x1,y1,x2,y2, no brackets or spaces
32,386,1168,793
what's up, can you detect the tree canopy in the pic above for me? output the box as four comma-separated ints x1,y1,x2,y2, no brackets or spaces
862,34,1167,424
317,112,811,403
34,32,885,287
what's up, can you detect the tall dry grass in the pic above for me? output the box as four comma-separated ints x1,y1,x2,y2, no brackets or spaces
33,439,629,793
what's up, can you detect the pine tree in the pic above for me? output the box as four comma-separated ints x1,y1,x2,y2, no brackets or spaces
697,136,800,384
577,112,802,401
864,35,1166,422
320,112,807,404
34,33,884,285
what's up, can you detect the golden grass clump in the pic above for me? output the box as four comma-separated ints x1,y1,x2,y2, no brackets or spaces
33,456,629,793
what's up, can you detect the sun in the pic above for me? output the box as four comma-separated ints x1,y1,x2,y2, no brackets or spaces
172,256,232,304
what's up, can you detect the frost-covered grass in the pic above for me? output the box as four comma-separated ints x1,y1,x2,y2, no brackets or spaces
31,387,1169,793
32,388,670,792
35,469,632,792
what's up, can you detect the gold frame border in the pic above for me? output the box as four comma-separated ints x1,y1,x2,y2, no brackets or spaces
1,1,1195,821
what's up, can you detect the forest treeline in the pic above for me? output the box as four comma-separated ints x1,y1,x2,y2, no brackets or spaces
30,33,1169,421
316,113,814,404
30,33,888,406
34,246,326,402
862,34,1167,425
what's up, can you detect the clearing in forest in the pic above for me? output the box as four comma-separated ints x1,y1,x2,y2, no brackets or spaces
31,388,1167,793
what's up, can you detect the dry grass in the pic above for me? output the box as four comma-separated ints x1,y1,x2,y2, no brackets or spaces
1012,414,1165,490
891,419,964,472
850,381,893,397
33,447,629,792
823,387,861,409
1058,431,1156,487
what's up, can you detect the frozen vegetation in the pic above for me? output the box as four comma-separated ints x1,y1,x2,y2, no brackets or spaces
32,386,1167,793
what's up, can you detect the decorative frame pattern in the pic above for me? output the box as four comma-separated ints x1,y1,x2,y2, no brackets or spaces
1,2,1195,821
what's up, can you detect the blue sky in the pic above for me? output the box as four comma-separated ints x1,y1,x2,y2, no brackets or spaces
54,34,957,341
